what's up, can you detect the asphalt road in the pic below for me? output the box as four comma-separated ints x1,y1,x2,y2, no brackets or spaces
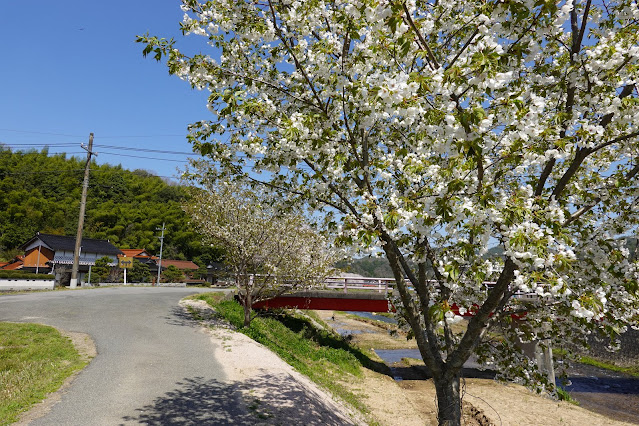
0,287,250,425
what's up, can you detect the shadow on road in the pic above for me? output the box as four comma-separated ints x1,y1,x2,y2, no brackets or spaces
120,377,250,425
234,372,356,425
121,374,354,425
163,306,201,328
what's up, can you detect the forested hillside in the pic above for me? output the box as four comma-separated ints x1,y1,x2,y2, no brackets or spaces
0,148,220,265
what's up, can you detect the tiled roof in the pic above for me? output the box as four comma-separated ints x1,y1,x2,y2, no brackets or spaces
22,233,123,256
1,260,23,270
160,259,199,270
120,249,151,257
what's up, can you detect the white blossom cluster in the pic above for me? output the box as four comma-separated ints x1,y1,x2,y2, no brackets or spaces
142,0,639,393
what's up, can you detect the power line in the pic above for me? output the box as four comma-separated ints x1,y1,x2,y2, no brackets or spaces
97,151,190,162
2,140,304,173
2,142,195,156
2,145,192,162
95,145,193,155
0,129,85,137
98,134,186,139
0,142,78,147
0,128,187,139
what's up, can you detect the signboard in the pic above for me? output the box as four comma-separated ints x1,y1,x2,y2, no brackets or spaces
119,257,133,269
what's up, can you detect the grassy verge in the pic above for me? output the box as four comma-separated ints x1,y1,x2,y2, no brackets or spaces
578,356,639,377
191,293,387,415
0,323,87,425
556,387,579,404
554,348,639,377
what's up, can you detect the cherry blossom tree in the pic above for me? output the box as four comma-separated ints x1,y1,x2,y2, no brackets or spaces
141,0,639,423
184,168,338,327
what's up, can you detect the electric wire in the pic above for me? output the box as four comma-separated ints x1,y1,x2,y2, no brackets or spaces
0,128,186,139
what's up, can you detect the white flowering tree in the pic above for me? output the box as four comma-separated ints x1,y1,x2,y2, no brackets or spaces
141,0,639,423
184,168,338,327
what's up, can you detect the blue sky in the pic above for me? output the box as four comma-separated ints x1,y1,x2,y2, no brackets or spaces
0,1,213,179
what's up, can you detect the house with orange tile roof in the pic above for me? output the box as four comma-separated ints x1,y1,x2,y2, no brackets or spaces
17,233,123,285
160,259,199,271
116,249,202,282
119,248,156,259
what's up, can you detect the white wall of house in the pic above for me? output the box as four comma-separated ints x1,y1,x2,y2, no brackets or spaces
0,279,55,290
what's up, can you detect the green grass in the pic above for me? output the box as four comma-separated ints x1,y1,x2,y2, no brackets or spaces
554,348,639,377
0,323,87,425
193,293,387,413
579,356,639,377
556,387,579,405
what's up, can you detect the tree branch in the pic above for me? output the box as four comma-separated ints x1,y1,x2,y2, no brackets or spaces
591,130,639,154
267,0,327,113
446,29,480,71
402,2,439,69
566,162,639,224
447,259,516,373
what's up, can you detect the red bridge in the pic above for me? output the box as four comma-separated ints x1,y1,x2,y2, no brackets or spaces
252,276,538,317
252,276,394,312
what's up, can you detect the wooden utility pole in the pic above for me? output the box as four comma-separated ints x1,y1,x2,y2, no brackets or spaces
70,133,96,288
156,222,165,285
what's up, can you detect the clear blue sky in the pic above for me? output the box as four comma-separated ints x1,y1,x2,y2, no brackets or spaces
0,1,213,179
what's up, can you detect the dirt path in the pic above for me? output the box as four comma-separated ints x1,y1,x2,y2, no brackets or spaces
182,300,365,425
315,310,637,426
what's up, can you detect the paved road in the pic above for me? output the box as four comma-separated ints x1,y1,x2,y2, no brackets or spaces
0,287,252,425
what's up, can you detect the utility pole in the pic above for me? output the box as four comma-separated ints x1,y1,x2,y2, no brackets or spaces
70,133,96,288
156,222,165,286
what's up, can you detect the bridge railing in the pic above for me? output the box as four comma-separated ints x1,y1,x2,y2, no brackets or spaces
240,274,549,302
323,276,397,293
321,276,549,302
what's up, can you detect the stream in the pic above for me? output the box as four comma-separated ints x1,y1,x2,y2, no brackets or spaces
342,311,639,424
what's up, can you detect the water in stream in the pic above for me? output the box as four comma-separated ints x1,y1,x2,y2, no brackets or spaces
344,312,639,423
346,311,397,324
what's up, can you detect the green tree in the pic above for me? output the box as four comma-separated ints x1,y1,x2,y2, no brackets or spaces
0,147,221,262
183,174,338,327
161,265,184,283
128,259,151,283
89,257,112,284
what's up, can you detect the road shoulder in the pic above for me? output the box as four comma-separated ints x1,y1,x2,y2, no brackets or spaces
181,299,365,425
15,330,96,425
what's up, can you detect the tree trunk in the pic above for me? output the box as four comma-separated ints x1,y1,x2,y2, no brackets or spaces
243,288,252,327
434,373,462,426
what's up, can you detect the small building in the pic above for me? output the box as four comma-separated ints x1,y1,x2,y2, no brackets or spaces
19,233,123,285
118,249,158,269
116,249,201,283
119,248,156,260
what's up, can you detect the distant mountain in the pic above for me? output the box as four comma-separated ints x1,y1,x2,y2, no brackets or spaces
337,256,395,278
